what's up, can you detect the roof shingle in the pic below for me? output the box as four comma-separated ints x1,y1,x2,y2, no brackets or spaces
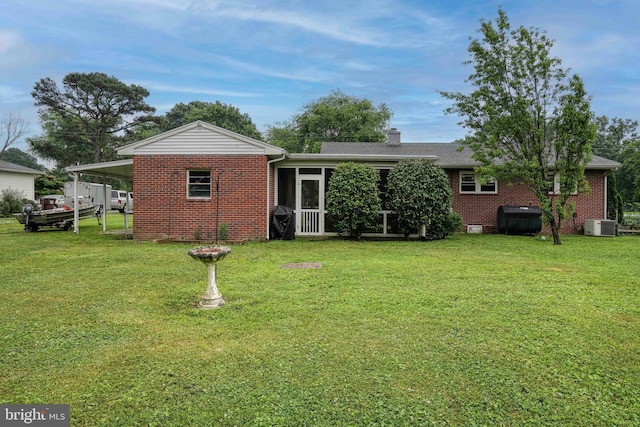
0,159,43,174
320,142,619,169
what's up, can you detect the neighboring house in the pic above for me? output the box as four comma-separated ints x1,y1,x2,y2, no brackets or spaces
66,121,619,241
0,159,42,201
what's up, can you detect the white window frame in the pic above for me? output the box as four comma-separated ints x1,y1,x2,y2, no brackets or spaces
547,172,578,195
187,170,212,199
459,171,497,194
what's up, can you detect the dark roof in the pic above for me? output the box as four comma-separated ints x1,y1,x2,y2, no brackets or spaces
320,142,619,170
0,159,43,175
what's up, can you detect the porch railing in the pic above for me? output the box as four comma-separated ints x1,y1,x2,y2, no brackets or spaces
299,210,321,234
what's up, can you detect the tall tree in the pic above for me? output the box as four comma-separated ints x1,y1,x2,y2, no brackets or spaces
165,101,262,140
0,147,43,170
592,115,639,211
592,116,638,161
0,113,28,156
28,111,94,171
266,89,392,153
35,174,66,196
126,100,263,142
263,121,301,153
440,9,596,245
617,140,640,205
29,72,156,167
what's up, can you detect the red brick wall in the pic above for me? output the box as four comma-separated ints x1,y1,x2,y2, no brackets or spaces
449,170,607,234
133,155,268,241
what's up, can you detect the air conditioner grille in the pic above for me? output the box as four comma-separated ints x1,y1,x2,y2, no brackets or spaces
601,220,616,236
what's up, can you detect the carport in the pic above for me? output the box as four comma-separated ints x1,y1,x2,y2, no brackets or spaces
65,159,133,234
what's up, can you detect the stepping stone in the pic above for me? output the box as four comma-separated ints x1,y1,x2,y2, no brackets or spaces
281,262,323,269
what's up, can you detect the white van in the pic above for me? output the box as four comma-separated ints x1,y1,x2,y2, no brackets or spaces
110,190,128,212
126,192,133,213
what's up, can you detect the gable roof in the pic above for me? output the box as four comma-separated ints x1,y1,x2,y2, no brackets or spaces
117,120,285,156
320,142,620,170
0,159,43,175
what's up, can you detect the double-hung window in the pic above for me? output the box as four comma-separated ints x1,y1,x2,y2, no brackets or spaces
459,171,497,194
546,172,578,195
188,170,211,198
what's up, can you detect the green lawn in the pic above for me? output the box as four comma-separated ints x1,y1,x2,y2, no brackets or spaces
1,216,639,426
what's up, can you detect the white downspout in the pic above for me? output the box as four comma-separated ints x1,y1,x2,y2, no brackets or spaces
266,154,287,240
604,173,608,220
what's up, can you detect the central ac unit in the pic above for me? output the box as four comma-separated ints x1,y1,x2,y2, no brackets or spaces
584,219,616,237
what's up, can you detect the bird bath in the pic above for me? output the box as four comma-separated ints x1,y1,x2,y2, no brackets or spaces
188,245,231,309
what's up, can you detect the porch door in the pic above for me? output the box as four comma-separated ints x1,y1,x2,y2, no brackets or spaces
297,174,323,235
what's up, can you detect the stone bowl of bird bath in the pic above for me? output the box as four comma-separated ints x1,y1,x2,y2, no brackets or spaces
188,245,231,308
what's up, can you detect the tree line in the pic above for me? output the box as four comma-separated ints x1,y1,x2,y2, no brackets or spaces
6,77,390,172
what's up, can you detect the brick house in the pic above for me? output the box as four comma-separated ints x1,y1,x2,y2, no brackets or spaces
66,121,619,241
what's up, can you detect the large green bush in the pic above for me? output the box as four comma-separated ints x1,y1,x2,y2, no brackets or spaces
35,174,66,196
386,159,458,239
326,162,380,239
0,188,26,217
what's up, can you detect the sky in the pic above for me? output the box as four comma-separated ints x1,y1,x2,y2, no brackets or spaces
1,0,639,154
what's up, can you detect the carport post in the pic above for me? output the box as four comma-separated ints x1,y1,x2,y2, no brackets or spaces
72,173,79,234
101,178,107,232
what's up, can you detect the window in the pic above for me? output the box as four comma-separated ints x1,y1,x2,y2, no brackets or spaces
378,169,391,209
188,170,211,198
459,171,497,194
299,168,322,175
546,171,559,195
546,172,577,195
277,168,296,209
460,172,477,193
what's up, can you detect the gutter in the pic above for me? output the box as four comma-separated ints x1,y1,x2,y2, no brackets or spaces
603,173,608,220
266,153,287,240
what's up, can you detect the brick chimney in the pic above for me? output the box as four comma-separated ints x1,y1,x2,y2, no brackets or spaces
386,128,400,146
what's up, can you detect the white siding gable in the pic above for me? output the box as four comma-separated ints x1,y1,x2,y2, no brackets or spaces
0,171,36,200
118,121,285,156
135,126,263,155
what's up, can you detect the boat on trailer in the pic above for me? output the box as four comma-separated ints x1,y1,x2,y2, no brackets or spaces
13,204,100,232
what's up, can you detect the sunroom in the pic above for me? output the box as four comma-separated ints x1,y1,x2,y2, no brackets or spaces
273,153,438,237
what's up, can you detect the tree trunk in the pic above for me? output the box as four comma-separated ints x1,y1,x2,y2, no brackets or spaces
549,216,562,245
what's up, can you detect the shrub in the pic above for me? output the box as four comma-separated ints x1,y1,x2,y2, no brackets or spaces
35,174,66,196
219,223,229,241
386,159,457,240
0,188,27,217
326,162,380,239
443,211,464,237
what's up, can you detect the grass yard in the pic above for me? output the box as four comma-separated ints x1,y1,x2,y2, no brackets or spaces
1,216,639,426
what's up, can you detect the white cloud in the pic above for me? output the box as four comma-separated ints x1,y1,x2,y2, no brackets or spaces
0,85,31,104
189,2,449,48
343,61,378,72
0,30,44,74
191,4,379,46
207,54,337,83
0,30,21,54
120,0,191,10
138,81,262,97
